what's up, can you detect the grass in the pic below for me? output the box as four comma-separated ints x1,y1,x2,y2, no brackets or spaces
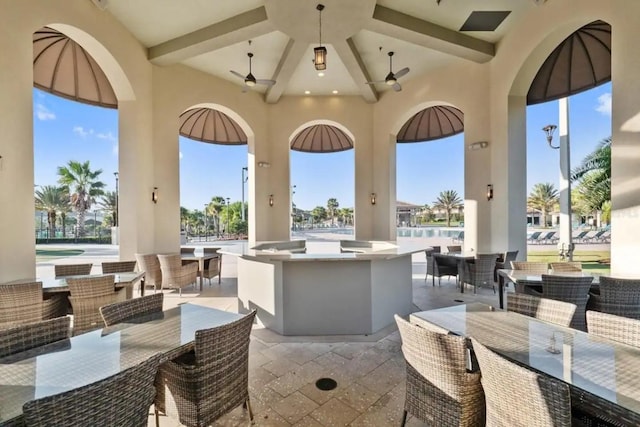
36,248,84,262
527,250,610,274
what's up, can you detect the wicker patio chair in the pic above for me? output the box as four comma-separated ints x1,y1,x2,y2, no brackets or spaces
202,251,222,285
471,338,572,427
100,293,164,326
549,261,582,272
432,253,459,286
54,263,93,278
494,250,519,282
424,246,442,285
586,311,640,347
507,293,576,328
0,281,66,326
541,274,594,331
67,275,126,335
0,316,70,358
101,260,137,274
460,253,500,294
588,276,640,319
135,253,162,293
154,310,257,427
394,315,485,427
511,261,549,272
23,353,163,427
157,254,198,296
447,245,462,253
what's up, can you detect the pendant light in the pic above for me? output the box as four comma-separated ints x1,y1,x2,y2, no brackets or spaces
314,4,327,71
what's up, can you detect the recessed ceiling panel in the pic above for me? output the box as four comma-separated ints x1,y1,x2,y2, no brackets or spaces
460,11,511,32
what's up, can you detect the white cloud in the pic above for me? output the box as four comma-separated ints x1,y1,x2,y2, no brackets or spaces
73,126,92,137
35,103,56,121
96,131,117,143
595,92,612,116
179,151,183,160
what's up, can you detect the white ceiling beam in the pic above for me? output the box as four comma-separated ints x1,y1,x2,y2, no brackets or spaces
367,5,495,63
333,38,378,103
265,38,308,104
149,7,274,65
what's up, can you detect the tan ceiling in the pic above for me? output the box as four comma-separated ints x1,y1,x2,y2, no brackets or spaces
105,0,540,103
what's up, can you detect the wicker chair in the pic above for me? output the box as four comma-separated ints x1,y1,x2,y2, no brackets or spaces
0,316,70,359
588,276,640,319
432,253,459,286
511,261,549,272
54,263,93,278
549,261,582,272
154,310,257,427
0,281,67,326
507,293,576,328
100,293,164,326
135,254,162,293
471,338,572,426
541,274,594,331
460,253,500,294
67,275,126,335
494,250,519,282
202,251,222,285
101,260,137,274
394,315,484,426
157,254,198,296
586,311,640,348
447,245,462,253
424,246,442,285
23,353,162,427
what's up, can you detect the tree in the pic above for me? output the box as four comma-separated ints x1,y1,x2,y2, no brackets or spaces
57,160,105,237
432,190,463,227
327,198,339,226
572,137,611,214
207,196,226,237
35,185,67,238
98,191,117,227
527,183,559,228
311,206,327,223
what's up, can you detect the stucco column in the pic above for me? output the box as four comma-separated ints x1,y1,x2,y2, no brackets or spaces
0,28,36,281
368,132,395,241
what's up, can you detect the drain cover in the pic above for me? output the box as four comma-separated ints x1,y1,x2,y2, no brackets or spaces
315,378,337,391
454,299,464,303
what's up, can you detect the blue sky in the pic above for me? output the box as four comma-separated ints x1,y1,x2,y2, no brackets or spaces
33,82,611,211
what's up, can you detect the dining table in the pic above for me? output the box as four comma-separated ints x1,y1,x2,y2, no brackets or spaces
496,269,601,309
432,252,476,292
411,303,640,426
181,249,220,291
0,303,242,426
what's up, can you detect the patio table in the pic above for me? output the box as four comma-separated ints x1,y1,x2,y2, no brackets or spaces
411,303,640,425
181,249,220,291
496,269,600,309
0,303,241,426
432,252,475,293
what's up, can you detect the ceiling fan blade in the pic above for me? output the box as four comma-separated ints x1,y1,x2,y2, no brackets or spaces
230,70,245,80
256,79,276,86
394,67,410,79
392,82,402,92
366,80,386,85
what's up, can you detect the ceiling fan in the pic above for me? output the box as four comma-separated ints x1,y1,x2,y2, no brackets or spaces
366,51,410,92
230,52,276,90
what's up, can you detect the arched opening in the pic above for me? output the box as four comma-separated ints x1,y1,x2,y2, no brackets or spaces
178,104,253,244
289,120,355,242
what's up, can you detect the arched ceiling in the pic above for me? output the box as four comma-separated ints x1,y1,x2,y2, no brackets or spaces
290,124,353,153
179,108,248,145
105,0,541,104
33,27,117,108
397,105,464,143
527,20,611,105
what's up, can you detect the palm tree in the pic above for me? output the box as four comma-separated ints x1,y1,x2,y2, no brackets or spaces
433,190,463,227
35,185,67,238
207,196,226,237
327,198,339,226
97,191,117,226
572,137,611,213
527,183,559,228
57,160,105,237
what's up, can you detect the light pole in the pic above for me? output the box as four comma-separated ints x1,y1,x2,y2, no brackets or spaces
543,97,573,260
203,204,208,242
39,211,44,240
241,167,248,221
226,197,231,238
290,184,296,231
113,172,119,227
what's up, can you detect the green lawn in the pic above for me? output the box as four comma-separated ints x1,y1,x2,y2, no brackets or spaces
36,248,84,262
527,250,610,274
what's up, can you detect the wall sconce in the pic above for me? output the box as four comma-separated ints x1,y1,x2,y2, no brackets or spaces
152,187,158,204
468,141,489,151
257,161,271,168
486,184,494,201
370,193,377,205
269,194,274,207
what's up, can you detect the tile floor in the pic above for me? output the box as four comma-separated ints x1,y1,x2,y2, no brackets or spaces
149,260,503,426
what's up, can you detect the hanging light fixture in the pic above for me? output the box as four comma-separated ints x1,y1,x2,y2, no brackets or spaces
314,4,327,71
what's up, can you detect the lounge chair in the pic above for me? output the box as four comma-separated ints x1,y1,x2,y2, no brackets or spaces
527,231,542,244
452,231,464,243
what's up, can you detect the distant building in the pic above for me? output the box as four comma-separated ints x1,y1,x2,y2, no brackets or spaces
396,201,423,226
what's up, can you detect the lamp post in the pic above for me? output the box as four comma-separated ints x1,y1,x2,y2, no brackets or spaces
543,97,573,260
241,167,248,221
113,172,119,227
226,197,231,238
290,185,296,231
203,204,208,242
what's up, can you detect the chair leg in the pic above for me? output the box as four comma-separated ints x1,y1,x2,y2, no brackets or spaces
245,398,254,422
154,407,160,427
400,410,408,427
